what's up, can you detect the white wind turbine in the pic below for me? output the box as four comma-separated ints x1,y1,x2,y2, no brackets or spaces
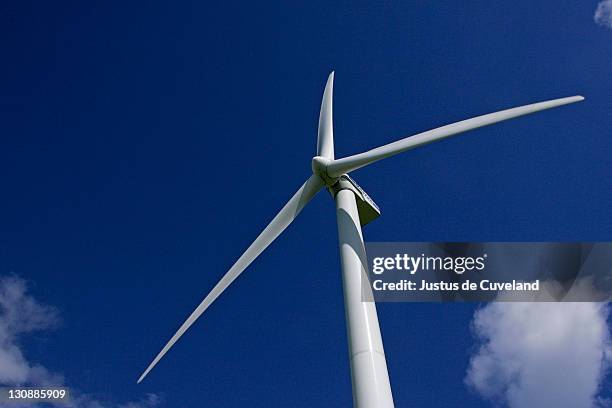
138,72,583,407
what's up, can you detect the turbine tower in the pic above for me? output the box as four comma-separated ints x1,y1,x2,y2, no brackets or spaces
138,72,583,407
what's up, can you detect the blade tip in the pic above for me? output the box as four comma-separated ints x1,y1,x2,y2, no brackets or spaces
137,369,150,384
555,95,584,106
568,95,585,103
323,71,335,94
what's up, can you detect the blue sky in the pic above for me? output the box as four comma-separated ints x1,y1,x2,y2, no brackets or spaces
1,1,612,407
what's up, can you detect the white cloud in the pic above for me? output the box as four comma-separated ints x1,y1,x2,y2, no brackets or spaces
0,274,161,408
66,393,161,408
466,302,612,408
595,0,612,29
0,275,61,386
117,394,161,408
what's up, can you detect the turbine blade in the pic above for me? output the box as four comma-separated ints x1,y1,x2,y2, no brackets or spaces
137,174,324,383
316,72,335,159
327,95,584,177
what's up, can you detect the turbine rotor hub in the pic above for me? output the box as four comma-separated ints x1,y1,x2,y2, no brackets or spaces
311,156,336,185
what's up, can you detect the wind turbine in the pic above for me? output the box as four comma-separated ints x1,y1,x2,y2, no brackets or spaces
138,72,583,407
